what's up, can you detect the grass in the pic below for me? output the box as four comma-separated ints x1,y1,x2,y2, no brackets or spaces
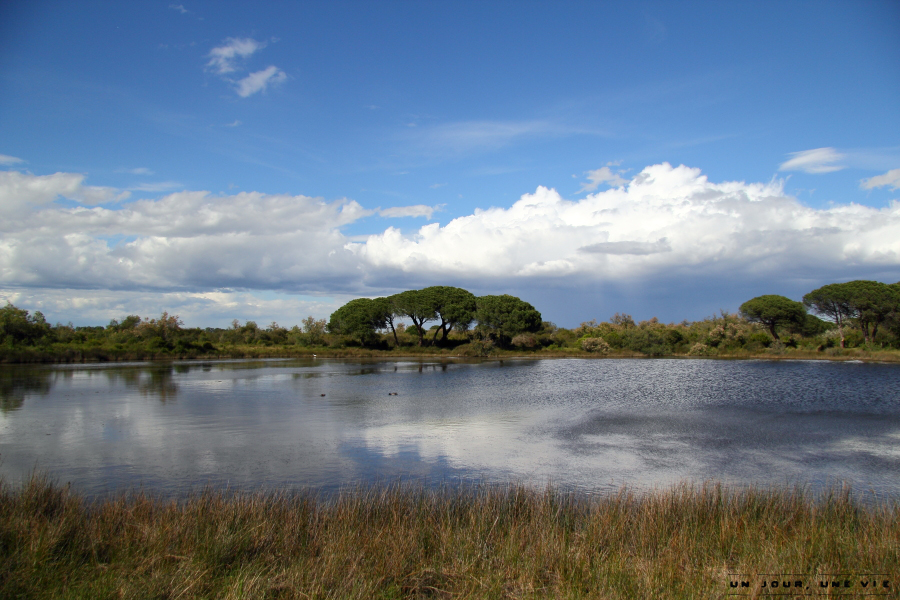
1,475,897,599
5,342,900,364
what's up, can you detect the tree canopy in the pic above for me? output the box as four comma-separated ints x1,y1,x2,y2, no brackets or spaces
324,288,542,348
840,280,898,343
390,289,440,346
326,297,391,345
0,303,49,346
475,294,542,347
738,295,806,339
424,286,477,345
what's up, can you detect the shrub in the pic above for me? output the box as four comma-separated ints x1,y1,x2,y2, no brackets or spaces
688,343,711,356
511,333,538,348
581,337,610,354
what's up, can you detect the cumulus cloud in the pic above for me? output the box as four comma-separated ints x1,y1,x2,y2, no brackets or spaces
0,174,369,293
235,66,287,97
0,171,129,215
578,165,628,192
2,164,898,325
861,168,900,191
0,154,25,166
207,37,264,75
779,147,845,173
353,163,900,283
579,238,671,255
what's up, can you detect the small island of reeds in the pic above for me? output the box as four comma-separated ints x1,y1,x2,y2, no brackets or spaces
1,475,897,599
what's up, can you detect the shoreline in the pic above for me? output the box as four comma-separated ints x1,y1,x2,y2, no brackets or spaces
3,346,899,365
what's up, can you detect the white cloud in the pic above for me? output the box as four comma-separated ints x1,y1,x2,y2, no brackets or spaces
224,120,242,127
169,4,188,14
235,66,287,97
0,174,369,292
353,163,900,283
0,154,25,166
119,167,153,175
580,238,671,255
2,165,898,326
206,37,286,98
0,171,129,214
128,181,182,192
206,37,265,75
779,147,845,174
578,165,628,192
378,204,442,219
861,168,900,191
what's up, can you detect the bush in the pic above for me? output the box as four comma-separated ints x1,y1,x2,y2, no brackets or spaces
581,337,610,354
688,343,711,356
511,333,538,348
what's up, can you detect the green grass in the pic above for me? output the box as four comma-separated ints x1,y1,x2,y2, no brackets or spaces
4,342,900,364
1,475,897,599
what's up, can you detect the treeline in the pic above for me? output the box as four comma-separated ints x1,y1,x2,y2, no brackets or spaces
0,305,331,362
326,287,541,349
1,279,898,362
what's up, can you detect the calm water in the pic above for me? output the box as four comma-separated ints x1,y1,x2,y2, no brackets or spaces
1,358,899,499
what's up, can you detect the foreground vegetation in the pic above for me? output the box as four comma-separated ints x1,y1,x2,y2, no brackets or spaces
2,475,897,599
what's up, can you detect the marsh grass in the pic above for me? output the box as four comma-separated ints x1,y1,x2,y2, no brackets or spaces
2,475,898,599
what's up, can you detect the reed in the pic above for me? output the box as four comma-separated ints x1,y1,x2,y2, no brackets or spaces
1,475,897,599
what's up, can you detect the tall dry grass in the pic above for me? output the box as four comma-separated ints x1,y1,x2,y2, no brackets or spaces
1,475,897,599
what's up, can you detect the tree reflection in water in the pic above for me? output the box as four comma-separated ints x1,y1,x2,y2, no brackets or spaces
102,365,179,402
0,368,52,413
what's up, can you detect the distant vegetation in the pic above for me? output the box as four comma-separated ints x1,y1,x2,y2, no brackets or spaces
1,280,899,363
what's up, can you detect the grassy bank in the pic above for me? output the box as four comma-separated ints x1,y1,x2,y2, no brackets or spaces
1,476,897,599
3,342,900,364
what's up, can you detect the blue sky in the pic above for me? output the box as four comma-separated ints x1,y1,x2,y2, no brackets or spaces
1,1,899,328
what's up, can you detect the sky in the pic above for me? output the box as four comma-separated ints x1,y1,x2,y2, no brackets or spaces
1,1,899,329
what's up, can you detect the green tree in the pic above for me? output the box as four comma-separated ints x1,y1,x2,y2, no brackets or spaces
803,284,857,348
370,297,400,346
841,280,898,344
739,295,806,340
475,294,542,347
0,303,50,346
327,298,390,346
391,289,440,346
422,286,477,345
300,315,327,346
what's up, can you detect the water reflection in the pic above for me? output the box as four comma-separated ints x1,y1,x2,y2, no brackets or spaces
0,367,52,412
0,358,898,499
102,365,178,402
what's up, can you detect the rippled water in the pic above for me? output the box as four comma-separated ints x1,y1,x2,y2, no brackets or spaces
1,358,899,498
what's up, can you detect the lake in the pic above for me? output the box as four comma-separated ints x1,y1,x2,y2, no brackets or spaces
1,357,899,499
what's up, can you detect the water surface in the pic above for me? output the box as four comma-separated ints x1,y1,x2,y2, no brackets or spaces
1,358,898,498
